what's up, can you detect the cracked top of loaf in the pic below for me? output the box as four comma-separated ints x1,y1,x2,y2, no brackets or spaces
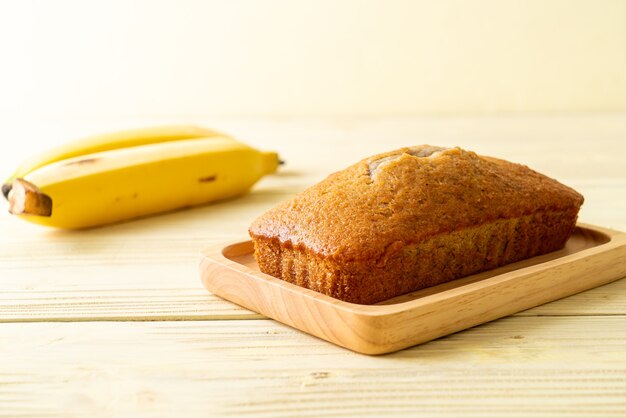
249,145,584,262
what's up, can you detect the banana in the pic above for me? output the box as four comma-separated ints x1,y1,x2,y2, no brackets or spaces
2,125,227,198
8,137,280,229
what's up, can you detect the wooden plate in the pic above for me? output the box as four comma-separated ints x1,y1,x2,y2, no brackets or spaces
199,224,626,355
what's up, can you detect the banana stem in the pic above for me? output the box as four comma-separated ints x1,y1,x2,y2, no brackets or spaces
8,179,53,217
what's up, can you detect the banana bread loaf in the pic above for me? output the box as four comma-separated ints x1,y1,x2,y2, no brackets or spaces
249,146,584,304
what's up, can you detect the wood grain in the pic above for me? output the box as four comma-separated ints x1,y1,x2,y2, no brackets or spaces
1,318,625,417
1,277,626,323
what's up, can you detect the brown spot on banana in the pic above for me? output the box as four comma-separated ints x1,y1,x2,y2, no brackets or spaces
198,175,217,183
8,178,52,217
63,157,101,166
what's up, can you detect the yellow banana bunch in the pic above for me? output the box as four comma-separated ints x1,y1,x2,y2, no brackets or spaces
6,126,280,229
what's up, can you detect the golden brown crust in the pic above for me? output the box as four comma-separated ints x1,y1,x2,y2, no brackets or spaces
249,145,584,304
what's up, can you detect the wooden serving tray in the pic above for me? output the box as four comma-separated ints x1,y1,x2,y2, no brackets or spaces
199,224,626,355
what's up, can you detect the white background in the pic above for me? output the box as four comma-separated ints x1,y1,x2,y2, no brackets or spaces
1,0,624,119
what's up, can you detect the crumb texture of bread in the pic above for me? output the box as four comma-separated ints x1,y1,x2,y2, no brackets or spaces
249,146,584,304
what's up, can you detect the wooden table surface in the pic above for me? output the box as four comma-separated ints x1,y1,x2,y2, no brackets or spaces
1,115,625,417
